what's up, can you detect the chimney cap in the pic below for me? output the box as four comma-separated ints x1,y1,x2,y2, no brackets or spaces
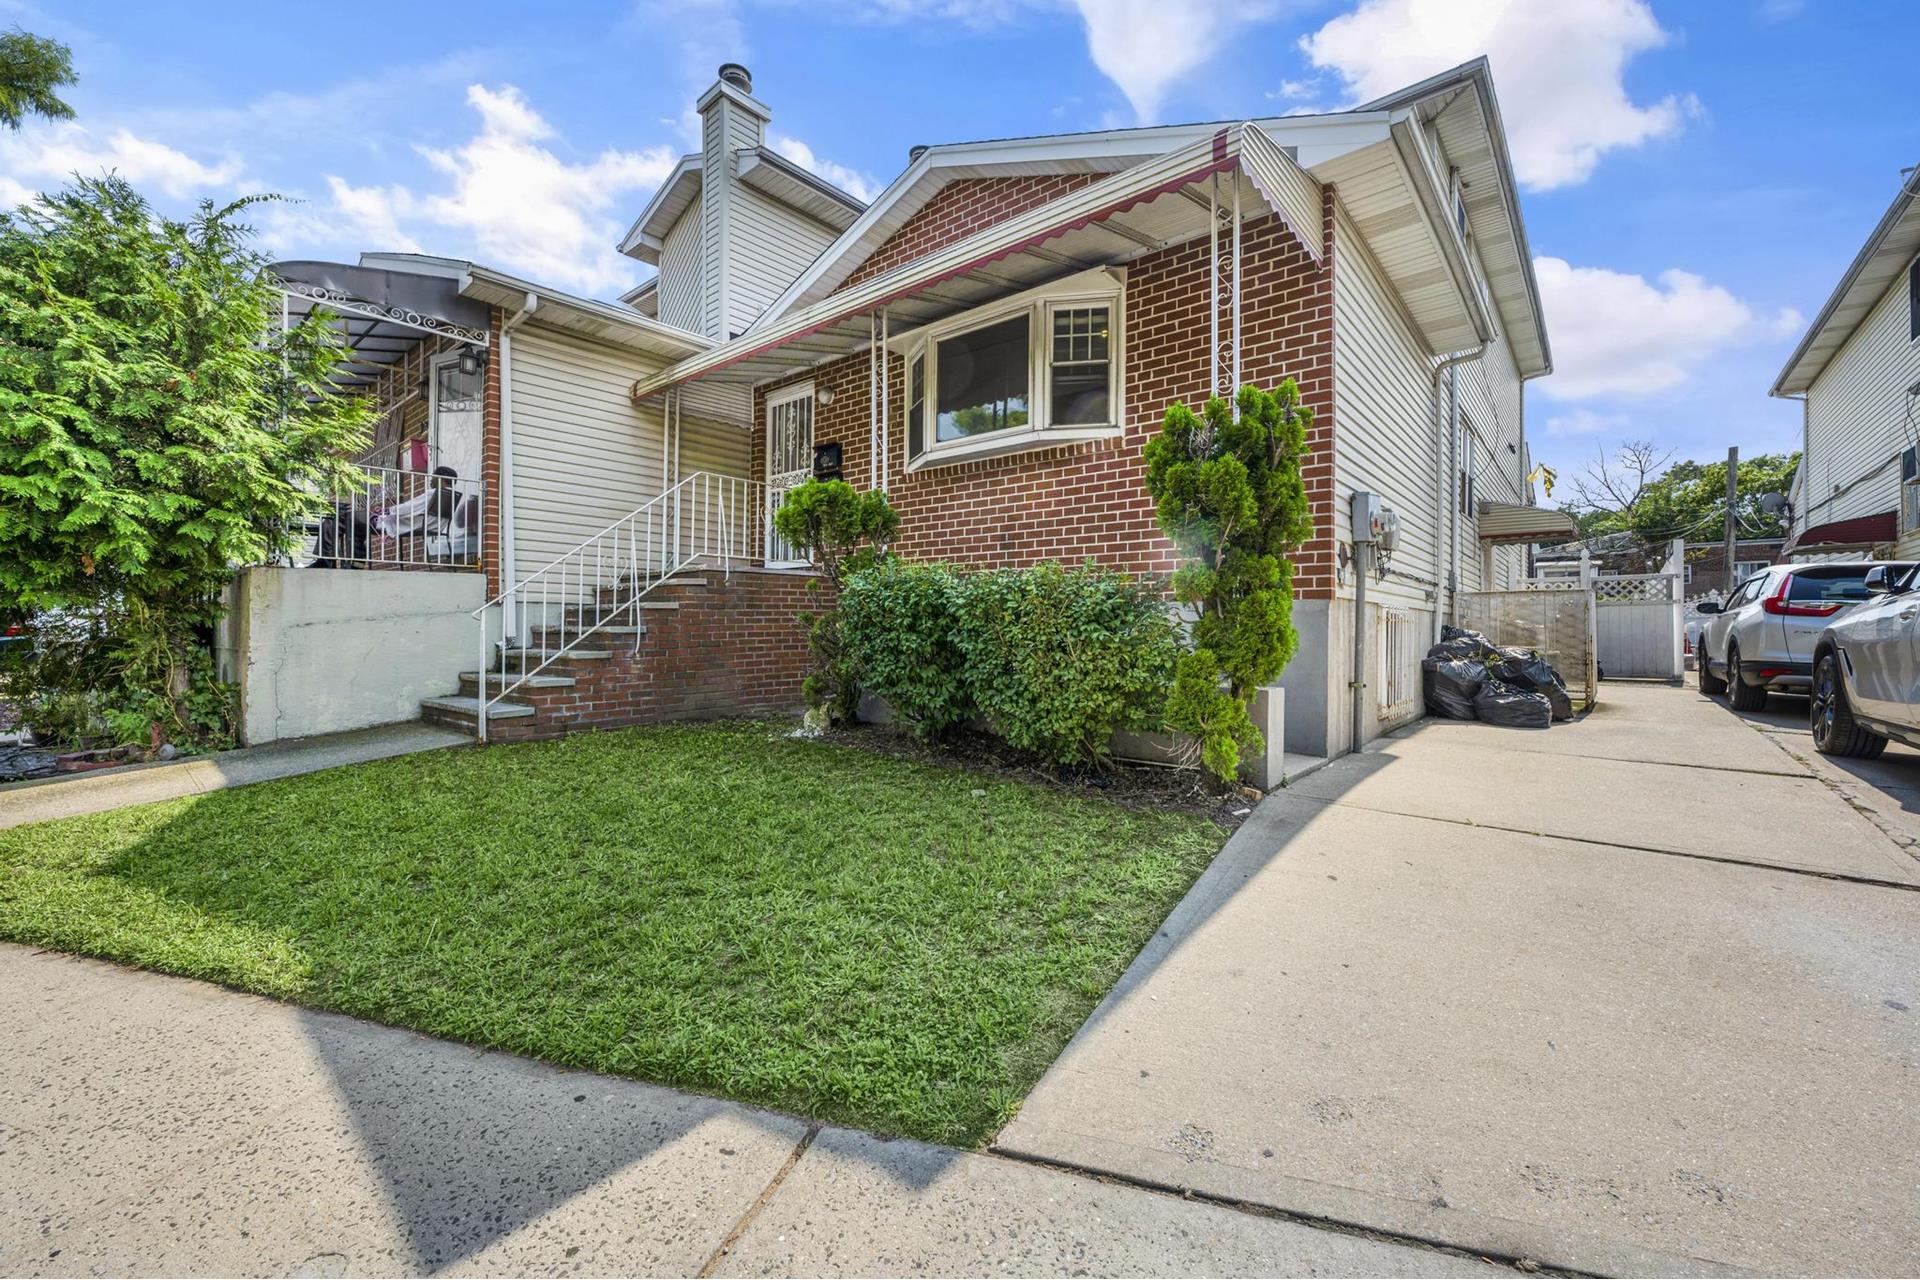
717,63,752,93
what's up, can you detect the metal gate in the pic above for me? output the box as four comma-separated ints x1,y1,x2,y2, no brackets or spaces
1592,573,1683,680
764,385,814,566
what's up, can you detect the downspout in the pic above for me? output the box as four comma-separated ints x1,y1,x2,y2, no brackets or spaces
1430,345,1486,643
498,291,538,636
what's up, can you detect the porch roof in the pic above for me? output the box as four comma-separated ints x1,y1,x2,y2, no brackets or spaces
269,259,493,389
1476,501,1579,546
627,123,1328,402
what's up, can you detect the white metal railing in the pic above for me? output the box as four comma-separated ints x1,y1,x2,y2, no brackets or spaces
470,471,767,739
303,463,484,571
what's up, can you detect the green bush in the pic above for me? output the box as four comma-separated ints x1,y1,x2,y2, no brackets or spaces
952,562,1178,766
840,560,971,741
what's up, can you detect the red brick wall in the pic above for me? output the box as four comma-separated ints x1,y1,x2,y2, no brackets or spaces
473,569,822,743
836,174,1104,294
756,191,1338,594
482,306,505,597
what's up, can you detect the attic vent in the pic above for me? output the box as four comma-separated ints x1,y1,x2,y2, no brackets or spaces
718,63,752,93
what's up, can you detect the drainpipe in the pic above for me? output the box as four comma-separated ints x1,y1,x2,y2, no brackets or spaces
1430,346,1486,644
499,291,538,637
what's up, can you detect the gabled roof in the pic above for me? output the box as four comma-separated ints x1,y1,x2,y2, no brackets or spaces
616,147,866,269
1354,58,1549,378
616,154,702,266
1772,166,1920,397
748,60,1548,377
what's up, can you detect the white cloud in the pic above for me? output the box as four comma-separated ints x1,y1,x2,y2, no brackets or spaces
1542,408,1626,439
319,84,674,296
770,134,881,203
1770,305,1805,337
1070,0,1273,123
1300,0,1692,190
1534,256,1760,401
0,122,241,200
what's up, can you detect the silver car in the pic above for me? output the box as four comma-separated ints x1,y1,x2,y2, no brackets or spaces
1811,564,1920,758
1696,561,1914,710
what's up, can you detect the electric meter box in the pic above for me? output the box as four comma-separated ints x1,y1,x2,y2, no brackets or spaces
1349,491,1400,555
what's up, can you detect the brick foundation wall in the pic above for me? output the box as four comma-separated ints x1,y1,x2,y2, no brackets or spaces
755,191,1337,592
475,569,821,743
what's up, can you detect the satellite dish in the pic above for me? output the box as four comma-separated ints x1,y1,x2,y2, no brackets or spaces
1757,492,1790,516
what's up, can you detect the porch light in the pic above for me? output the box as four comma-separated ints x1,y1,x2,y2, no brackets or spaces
459,348,487,377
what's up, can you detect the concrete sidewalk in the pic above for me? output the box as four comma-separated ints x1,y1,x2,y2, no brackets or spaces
0,945,1508,1278
0,723,471,831
997,683,1920,1276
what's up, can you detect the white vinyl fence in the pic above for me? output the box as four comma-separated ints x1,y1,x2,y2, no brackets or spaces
1592,573,1684,680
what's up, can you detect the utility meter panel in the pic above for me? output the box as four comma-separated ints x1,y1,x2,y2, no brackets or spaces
1349,491,1400,555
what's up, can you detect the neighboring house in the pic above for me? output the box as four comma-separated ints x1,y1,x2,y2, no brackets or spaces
1534,535,1784,591
1772,164,1920,559
235,59,1567,763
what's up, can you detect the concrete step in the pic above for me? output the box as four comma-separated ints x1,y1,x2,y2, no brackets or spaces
497,647,614,664
420,695,535,722
459,671,577,690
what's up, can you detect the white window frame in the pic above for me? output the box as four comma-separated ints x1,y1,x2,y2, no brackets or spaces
891,267,1126,471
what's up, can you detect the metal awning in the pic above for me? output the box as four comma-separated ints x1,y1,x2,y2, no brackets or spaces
628,123,1326,403
269,260,492,389
1477,501,1578,545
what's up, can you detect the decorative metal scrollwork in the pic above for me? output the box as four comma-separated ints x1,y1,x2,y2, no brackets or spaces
275,281,491,346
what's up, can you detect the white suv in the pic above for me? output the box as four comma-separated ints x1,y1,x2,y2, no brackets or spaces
1696,561,1914,710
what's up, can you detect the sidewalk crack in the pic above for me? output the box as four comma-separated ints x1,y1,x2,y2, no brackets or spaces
697,1123,818,1277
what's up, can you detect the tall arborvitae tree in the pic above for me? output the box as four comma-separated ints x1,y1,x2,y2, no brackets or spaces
1143,380,1314,784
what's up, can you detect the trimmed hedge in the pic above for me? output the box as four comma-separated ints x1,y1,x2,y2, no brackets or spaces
842,560,1179,766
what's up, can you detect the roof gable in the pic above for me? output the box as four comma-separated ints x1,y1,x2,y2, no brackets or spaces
1772,168,1920,397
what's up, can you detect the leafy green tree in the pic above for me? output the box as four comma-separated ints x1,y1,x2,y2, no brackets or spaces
1567,440,1799,544
0,28,76,131
772,479,899,724
1144,381,1314,784
0,176,373,744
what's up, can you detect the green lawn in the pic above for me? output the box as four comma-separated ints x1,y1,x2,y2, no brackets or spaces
0,722,1223,1145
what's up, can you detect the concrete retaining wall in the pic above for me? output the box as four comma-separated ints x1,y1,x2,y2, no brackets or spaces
223,567,483,745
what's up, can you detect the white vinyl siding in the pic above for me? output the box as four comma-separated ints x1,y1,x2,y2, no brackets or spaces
657,207,703,334
1801,257,1920,554
728,184,839,336
1331,208,1443,611
508,325,667,572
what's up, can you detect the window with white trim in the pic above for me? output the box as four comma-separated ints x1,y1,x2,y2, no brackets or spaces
899,268,1124,469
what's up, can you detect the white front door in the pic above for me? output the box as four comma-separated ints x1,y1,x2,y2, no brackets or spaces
765,384,814,566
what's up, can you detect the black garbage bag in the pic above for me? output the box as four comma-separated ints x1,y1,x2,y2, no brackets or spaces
1422,656,1485,719
1473,678,1553,729
1490,647,1574,722
1430,625,1496,664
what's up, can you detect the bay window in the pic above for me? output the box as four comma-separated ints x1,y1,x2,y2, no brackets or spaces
898,267,1124,469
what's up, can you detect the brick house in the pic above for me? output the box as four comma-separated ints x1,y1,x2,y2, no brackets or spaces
238,59,1563,763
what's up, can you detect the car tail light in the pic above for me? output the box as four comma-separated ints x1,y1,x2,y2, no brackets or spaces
1761,576,1843,617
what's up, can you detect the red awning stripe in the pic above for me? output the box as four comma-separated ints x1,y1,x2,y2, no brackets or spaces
1786,509,1896,552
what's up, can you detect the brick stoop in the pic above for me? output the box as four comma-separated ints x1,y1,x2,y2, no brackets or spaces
418,567,823,743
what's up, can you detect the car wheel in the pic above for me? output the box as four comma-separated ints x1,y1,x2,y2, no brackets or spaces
1698,644,1727,695
1811,651,1887,759
1727,644,1769,711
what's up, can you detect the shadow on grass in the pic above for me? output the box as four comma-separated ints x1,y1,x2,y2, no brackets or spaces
1,720,1230,1263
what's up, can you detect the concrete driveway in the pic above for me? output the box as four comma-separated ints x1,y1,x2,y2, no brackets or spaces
997,682,1920,1276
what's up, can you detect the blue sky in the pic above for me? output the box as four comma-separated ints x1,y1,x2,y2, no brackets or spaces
7,0,1916,499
